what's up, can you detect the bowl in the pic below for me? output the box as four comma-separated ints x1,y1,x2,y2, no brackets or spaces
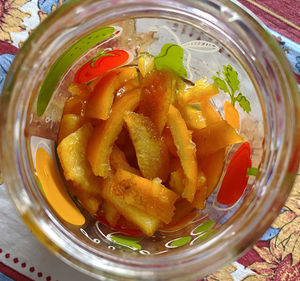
1,0,300,280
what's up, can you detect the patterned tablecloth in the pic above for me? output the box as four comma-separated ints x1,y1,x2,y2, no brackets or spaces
0,0,299,280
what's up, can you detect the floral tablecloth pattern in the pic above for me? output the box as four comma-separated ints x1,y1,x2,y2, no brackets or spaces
0,0,299,280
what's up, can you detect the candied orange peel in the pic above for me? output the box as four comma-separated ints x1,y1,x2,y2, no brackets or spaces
167,104,198,202
86,67,138,120
57,61,244,236
193,120,243,158
178,78,219,104
124,111,169,181
111,169,179,224
139,70,175,135
57,123,103,212
87,88,141,178
101,172,161,236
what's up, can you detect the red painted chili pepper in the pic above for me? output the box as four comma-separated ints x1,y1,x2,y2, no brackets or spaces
74,49,129,83
217,142,252,205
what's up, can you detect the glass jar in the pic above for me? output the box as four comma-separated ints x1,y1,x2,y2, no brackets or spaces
1,0,299,280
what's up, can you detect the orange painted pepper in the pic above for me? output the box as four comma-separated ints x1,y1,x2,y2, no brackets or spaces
224,100,240,130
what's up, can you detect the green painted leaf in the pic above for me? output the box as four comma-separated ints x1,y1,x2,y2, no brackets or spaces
154,43,187,78
212,76,230,94
247,167,258,176
195,230,214,243
223,64,240,94
236,93,251,113
194,219,214,234
37,26,115,116
170,236,191,247
213,65,252,113
110,235,142,250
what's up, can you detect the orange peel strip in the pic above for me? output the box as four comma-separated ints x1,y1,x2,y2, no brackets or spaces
111,169,179,224
180,78,219,104
124,111,169,181
101,173,161,236
86,67,138,120
57,123,103,195
110,145,140,175
57,114,85,144
102,199,120,227
139,70,174,135
87,88,141,178
163,199,196,231
193,120,243,158
199,148,226,197
167,104,198,202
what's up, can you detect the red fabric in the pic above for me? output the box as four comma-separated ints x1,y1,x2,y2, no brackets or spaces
0,41,18,55
238,0,300,44
255,0,300,26
238,241,269,267
0,262,33,281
